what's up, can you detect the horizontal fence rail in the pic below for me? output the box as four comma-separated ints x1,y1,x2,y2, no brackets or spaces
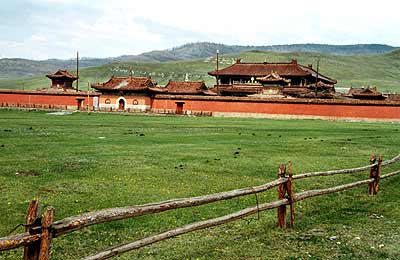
1,154,399,260
0,233,41,251
46,154,400,237
50,178,287,237
83,170,400,260
293,154,400,179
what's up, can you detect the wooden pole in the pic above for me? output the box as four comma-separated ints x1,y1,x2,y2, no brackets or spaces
38,207,55,260
87,82,90,113
1,233,42,251
216,49,219,95
1,169,400,257
24,200,41,260
76,51,79,92
277,164,287,228
368,154,377,195
315,57,320,97
373,156,382,195
287,162,295,228
294,154,400,180
51,178,286,237
83,171,400,260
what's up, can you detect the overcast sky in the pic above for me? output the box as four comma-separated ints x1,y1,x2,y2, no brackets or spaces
1,0,399,60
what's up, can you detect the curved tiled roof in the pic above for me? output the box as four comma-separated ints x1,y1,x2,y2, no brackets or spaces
209,84,263,95
91,77,156,91
46,70,78,80
209,60,337,84
165,80,208,94
346,87,384,98
256,72,291,83
298,65,337,84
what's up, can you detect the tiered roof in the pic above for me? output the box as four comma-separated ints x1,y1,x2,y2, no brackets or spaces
346,87,385,99
256,72,291,83
209,59,337,84
210,84,264,95
164,80,211,95
46,70,78,80
91,77,156,91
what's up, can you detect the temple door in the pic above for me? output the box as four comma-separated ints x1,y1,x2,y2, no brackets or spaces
76,98,84,110
119,99,125,110
175,102,184,115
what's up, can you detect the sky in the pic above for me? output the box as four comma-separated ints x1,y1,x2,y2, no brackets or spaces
1,0,399,60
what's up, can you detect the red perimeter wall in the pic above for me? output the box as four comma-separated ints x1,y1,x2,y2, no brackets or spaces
0,90,99,109
1,90,400,120
151,96,400,120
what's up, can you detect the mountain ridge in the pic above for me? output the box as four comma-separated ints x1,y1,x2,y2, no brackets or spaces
1,42,398,79
1,48,400,93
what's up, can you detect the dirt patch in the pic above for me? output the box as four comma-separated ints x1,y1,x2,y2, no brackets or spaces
52,163,82,173
64,163,81,169
39,187,57,194
15,170,40,176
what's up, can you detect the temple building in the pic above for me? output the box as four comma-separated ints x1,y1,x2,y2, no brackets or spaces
164,80,215,95
46,70,78,91
346,87,386,100
2,66,400,120
208,59,337,98
91,76,160,111
91,77,219,111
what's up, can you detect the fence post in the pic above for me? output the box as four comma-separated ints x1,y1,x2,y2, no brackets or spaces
373,156,382,195
38,207,55,260
277,164,287,228
368,154,377,195
287,161,295,228
24,200,41,260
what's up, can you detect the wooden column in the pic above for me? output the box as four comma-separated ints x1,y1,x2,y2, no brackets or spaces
287,162,295,228
368,154,377,195
277,164,287,228
373,156,382,195
39,207,55,260
24,200,41,260
368,154,382,195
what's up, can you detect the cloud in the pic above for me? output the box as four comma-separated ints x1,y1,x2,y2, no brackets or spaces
30,35,48,43
1,0,400,59
92,0,400,45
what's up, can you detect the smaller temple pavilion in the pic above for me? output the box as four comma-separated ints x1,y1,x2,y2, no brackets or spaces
208,59,337,98
46,70,78,91
164,80,215,95
91,76,160,111
91,77,217,111
346,87,386,100
91,76,157,94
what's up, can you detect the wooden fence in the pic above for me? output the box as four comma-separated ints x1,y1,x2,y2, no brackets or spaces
1,154,400,260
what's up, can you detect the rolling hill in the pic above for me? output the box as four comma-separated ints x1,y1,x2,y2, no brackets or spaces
124,42,397,62
0,42,398,79
1,49,399,93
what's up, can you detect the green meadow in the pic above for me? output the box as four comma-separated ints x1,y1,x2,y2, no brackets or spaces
0,110,399,259
1,49,400,93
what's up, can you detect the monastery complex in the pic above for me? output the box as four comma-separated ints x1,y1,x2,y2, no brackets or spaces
1,59,400,120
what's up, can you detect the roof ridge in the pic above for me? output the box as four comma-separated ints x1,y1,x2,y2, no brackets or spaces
239,62,295,65
112,76,148,79
169,80,204,83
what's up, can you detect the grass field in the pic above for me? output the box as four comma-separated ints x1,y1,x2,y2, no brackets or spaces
0,110,399,259
1,49,400,93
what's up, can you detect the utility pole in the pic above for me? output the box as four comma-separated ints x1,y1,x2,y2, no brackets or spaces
87,81,90,113
76,51,79,92
315,57,320,98
216,49,220,95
